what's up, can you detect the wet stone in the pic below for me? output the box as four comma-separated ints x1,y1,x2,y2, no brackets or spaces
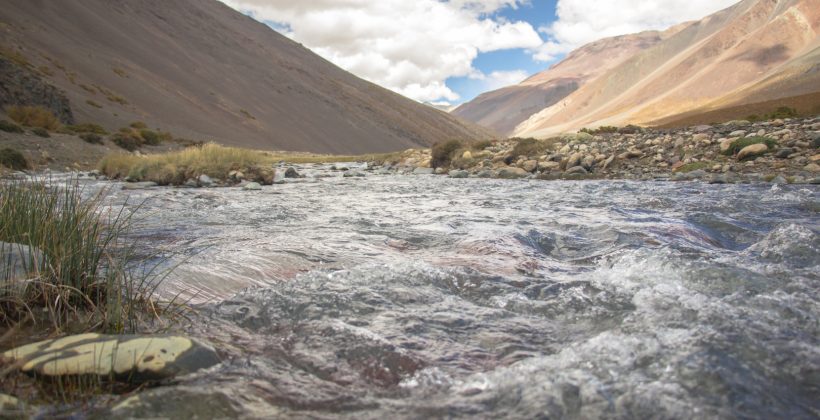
2,334,220,383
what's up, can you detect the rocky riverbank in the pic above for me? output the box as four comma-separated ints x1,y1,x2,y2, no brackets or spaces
381,117,820,184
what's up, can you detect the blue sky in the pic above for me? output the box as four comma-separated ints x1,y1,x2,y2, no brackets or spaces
221,0,738,105
449,1,557,103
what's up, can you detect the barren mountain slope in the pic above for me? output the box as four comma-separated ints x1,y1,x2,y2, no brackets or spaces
0,0,491,153
514,0,820,137
452,30,672,136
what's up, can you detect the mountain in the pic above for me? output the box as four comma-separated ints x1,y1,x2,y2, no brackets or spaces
456,0,820,138
451,28,684,136
0,0,491,154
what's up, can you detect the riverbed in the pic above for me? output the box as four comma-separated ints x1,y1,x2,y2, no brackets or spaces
98,166,818,418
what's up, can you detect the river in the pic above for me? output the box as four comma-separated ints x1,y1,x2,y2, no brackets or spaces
97,165,819,419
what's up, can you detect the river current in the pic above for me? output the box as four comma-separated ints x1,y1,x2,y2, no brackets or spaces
98,165,818,419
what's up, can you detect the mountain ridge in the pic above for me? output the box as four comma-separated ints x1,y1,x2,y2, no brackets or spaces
0,0,492,154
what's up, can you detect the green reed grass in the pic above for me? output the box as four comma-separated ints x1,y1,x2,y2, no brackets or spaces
0,178,180,334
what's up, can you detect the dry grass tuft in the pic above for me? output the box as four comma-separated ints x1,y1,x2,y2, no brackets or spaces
5,106,61,131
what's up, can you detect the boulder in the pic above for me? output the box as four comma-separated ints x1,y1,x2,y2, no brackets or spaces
771,175,788,184
448,170,469,179
737,143,768,161
804,163,820,173
413,167,435,175
198,174,214,187
461,150,473,160
272,170,286,184
601,155,616,170
283,167,301,178
496,167,530,179
566,152,583,169
775,148,794,159
521,160,538,173
0,242,42,281
719,138,735,153
538,161,560,171
242,182,262,191
565,166,588,175
342,171,366,178
729,130,747,138
2,334,220,383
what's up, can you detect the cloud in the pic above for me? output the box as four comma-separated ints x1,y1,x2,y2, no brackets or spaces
473,69,530,90
533,0,740,62
220,0,542,102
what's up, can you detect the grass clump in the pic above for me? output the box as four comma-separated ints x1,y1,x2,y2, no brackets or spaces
86,100,103,109
129,121,147,130
5,106,60,130
0,179,179,334
31,128,50,138
80,133,104,145
509,137,558,159
747,107,799,122
472,140,493,151
0,148,29,170
580,126,618,135
111,132,141,152
60,123,108,136
431,140,463,168
99,143,279,185
722,136,777,156
0,120,24,134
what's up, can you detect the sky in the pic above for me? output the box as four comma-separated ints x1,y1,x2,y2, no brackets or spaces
219,0,739,106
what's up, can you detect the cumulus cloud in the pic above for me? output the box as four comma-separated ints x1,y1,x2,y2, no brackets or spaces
220,0,542,102
533,0,740,62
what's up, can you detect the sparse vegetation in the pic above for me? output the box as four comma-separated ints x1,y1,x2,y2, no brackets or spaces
472,140,493,150
111,132,142,152
38,65,54,76
0,120,24,134
60,123,108,135
80,84,97,94
99,143,279,184
747,107,799,122
580,126,618,135
86,99,103,109
431,140,463,168
80,133,104,145
722,136,777,156
239,109,256,120
112,67,128,78
0,178,178,334
139,129,161,146
0,46,31,68
106,94,128,105
509,137,557,159
130,121,147,129
31,127,50,138
5,105,61,130
0,148,29,170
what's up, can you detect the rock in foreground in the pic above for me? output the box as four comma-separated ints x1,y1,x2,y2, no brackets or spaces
2,334,220,383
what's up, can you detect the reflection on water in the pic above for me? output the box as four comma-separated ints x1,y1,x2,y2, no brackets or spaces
96,167,818,419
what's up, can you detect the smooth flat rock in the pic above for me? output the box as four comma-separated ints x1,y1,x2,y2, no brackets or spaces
737,143,768,161
2,334,220,383
496,167,529,179
413,167,435,175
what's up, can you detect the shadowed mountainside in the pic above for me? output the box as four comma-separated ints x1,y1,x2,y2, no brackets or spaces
0,0,492,154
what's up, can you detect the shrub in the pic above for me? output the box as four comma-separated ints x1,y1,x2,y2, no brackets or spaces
0,148,29,170
31,127,50,138
618,125,643,134
0,120,24,133
509,137,554,159
80,133,104,145
722,136,777,156
112,132,142,151
431,140,463,168
139,129,161,145
86,99,103,109
766,106,798,119
5,105,61,130
580,126,618,135
0,179,177,333
472,140,493,150
61,123,108,135
130,121,147,129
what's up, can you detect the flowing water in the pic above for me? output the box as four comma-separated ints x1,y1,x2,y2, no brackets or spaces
97,166,818,419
